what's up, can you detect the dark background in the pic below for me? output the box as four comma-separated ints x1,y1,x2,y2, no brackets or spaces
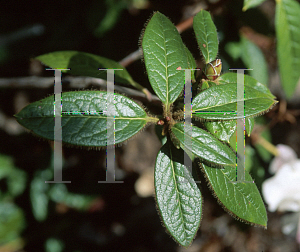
0,0,300,251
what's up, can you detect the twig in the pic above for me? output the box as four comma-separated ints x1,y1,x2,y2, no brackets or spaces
0,76,161,105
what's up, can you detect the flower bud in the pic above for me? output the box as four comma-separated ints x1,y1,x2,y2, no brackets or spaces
205,59,222,81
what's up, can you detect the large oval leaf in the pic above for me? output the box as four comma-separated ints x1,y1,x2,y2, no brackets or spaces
275,0,300,99
218,73,273,97
171,123,236,167
193,10,218,63
36,51,137,86
155,140,202,247
201,163,267,227
192,74,277,120
142,12,189,107
15,91,154,147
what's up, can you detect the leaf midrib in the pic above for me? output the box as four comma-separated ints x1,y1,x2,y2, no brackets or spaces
192,97,274,111
216,167,266,223
173,126,235,166
169,148,189,242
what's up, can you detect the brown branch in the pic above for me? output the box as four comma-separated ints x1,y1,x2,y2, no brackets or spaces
0,76,161,105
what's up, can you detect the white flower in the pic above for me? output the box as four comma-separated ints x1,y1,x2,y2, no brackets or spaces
263,160,300,212
262,144,300,244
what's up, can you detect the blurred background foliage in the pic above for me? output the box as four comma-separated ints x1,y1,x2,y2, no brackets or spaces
0,0,300,251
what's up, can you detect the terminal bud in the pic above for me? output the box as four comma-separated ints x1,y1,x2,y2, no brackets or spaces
205,59,222,81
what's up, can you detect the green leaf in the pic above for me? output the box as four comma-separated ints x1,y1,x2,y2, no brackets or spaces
205,120,236,143
93,0,126,37
275,0,300,99
142,12,189,107
245,117,254,136
193,10,218,63
49,184,95,210
218,73,273,97
15,91,154,147
0,155,27,200
30,169,52,221
243,0,267,11
45,238,64,252
192,74,277,120
184,45,197,82
36,51,137,86
171,123,236,167
201,163,267,227
225,36,269,85
254,117,273,162
154,140,202,247
0,202,25,244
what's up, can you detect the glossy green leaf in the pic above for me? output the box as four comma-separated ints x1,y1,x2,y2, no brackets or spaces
184,45,197,82
275,0,300,99
142,12,188,106
243,0,267,11
245,117,254,136
15,91,154,147
225,36,269,85
155,140,202,247
201,163,267,227
218,73,273,97
205,120,237,143
192,74,277,120
36,51,137,86
193,10,218,63
171,123,236,167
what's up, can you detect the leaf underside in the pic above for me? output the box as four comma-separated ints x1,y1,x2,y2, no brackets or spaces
36,51,136,86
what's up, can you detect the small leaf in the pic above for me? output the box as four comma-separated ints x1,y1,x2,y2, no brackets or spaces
245,117,254,137
15,91,154,147
155,140,202,247
30,169,51,222
0,154,27,199
201,163,267,227
205,120,237,143
171,123,236,167
49,184,95,210
142,12,189,107
193,74,277,120
184,45,197,82
193,10,218,63
275,0,300,99
243,0,267,11
36,51,137,86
